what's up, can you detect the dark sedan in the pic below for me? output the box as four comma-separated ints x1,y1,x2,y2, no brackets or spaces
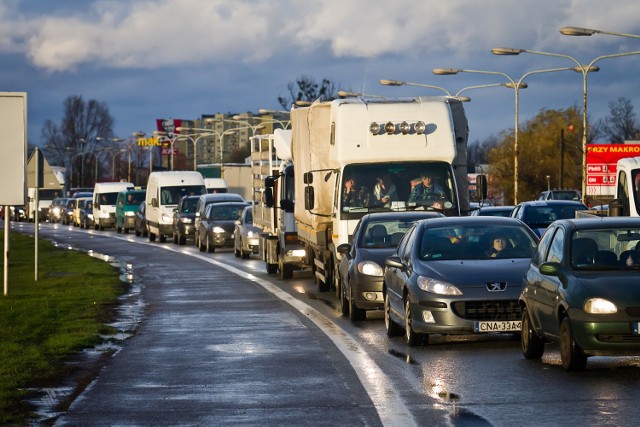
173,195,200,245
198,201,249,253
384,216,539,346
470,206,514,217
520,217,640,371
509,200,588,237
336,211,444,322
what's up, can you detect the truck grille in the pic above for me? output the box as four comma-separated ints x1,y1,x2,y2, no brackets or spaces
452,300,521,321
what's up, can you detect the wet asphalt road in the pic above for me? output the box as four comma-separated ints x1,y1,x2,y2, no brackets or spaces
10,221,640,426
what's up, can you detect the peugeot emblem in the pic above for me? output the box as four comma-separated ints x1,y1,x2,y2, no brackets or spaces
486,282,507,292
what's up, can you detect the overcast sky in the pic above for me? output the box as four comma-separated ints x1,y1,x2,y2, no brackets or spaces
3,0,640,147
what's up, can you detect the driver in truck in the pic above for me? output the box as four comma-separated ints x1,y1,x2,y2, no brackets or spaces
408,173,446,204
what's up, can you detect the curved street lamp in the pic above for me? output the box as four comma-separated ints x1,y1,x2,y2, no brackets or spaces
434,66,579,204
560,26,640,39
380,78,523,102
492,46,640,203
177,125,257,164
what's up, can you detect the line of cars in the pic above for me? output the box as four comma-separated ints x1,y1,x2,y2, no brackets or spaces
335,195,640,371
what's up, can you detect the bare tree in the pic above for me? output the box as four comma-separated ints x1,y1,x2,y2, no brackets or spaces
41,95,115,189
598,97,639,144
278,75,341,109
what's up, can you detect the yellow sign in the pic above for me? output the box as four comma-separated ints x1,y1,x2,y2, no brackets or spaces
137,137,161,147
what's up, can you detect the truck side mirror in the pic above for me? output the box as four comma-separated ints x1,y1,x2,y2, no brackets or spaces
280,199,294,213
265,176,274,188
476,174,488,199
264,188,274,208
305,186,315,210
304,172,313,184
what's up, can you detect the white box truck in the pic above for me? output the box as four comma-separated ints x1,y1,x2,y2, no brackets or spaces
250,129,306,279
93,181,134,230
291,96,470,291
145,171,206,242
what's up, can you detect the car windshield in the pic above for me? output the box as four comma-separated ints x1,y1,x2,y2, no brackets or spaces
125,192,145,206
571,228,640,270
419,224,537,261
181,197,199,213
98,192,119,205
160,185,206,205
360,219,419,249
525,205,585,227
209,205,245,221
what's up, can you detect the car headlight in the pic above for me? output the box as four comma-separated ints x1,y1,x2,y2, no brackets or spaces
213,226,225,233
125,211,135,217
357,260,383,277
180,217,192,224
584,298,617,314
417,276,462,295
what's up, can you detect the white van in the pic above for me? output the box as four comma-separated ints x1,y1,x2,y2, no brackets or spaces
93,182,134,230
145,171,206,242
204,177,228,193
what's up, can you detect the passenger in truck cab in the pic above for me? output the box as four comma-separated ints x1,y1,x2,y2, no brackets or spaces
408,173,446,205
372,175,398,208
342,176,371,208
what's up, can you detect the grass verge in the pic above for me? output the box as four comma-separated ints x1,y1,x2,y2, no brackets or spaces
0,229,125,425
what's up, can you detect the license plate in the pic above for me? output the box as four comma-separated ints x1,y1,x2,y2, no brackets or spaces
474,320,521,333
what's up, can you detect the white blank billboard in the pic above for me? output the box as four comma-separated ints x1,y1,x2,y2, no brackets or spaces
0,92,27,205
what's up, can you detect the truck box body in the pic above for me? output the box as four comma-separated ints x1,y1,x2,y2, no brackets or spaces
251,129,305,278
290,96,469,289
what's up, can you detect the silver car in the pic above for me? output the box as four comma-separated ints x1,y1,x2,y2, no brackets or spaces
384,216,539,346
233,206,261,259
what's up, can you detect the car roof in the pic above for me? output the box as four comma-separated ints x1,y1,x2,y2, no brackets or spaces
200,193,243,202
517,200,587,207
416,216,527,227
555,217,640,231
359,211,444,222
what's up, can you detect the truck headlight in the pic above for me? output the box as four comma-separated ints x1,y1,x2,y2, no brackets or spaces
161,213,171,222
125,211,135,217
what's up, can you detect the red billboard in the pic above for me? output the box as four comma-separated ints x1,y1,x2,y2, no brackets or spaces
586,143,640,196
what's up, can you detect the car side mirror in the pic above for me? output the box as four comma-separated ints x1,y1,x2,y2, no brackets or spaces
336,243,351,255
385,255,404,269
539,261,561,277
151,198,158,208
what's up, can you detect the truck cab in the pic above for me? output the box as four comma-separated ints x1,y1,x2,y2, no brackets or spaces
614,157,640,216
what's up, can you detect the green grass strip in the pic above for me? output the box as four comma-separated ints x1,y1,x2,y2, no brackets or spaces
0,229,124,425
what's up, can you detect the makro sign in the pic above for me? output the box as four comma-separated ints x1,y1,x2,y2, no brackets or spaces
586,143,640,196
138,136,162,147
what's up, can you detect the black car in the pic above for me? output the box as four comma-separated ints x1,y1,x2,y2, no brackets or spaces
48,197,68,223
509,200,588,237
197,201,249,253
173,195,200,245
79,200,94,229
336,211,444,321
134,202,148,237
61,198,77,225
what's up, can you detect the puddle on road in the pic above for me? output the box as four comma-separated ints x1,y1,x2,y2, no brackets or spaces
24,255,145,425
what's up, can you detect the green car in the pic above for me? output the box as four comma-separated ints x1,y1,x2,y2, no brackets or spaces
115,188,146,234
520,217,640,371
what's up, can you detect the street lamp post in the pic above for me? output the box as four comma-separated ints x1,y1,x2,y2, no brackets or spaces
433,66,575,204
560,26,640,39
380,79,523,102
177,125,256,165
491,47,640,203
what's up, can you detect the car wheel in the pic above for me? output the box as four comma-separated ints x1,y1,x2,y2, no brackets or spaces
179,234,186,245
206,235,215,253
349,284,366,322
560,316,587,371
241,240,250,259
135,227,141,237
385,293,403,337
159,234,166,243
116,224,122,233
198,235,205,252
148,231,156,242
173,233,178,244
521,307,545,359
404,298,425,346
339,279,349,317
234,243,241,257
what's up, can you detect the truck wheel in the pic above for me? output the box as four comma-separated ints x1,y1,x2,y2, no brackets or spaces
280,262,293,280
148,231,156,242
179,234,186,245
266,261,277,275
159,234,166,243
123,227,129,234
135,227,141,237
116,224,122,233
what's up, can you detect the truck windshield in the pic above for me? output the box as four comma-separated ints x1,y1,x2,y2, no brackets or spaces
340,162,457,215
